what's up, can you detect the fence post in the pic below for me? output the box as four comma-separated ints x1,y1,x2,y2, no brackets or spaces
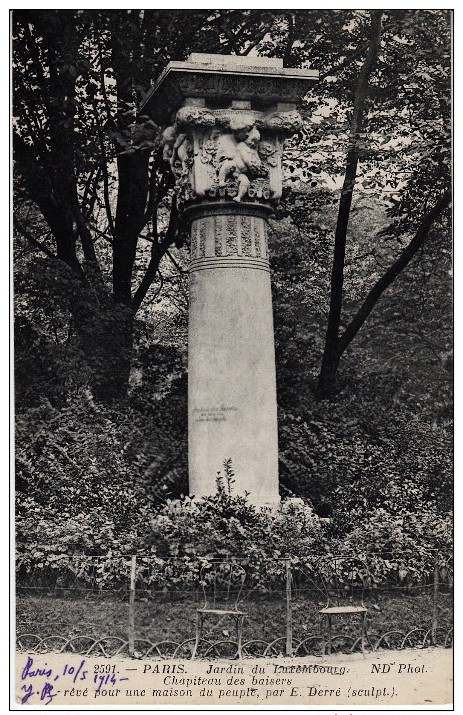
128,555,136,657
431,553,439,645
285,558,293,657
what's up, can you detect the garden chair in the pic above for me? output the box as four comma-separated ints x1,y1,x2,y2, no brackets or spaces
317,555,371,655
192,561,247,660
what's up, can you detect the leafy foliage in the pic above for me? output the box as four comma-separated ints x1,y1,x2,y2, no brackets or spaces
335,508,452,586
14,11,452,597
16,471,451,590
13,9,451,399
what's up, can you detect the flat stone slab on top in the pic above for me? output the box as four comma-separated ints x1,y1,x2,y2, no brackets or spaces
188,52,284,68
141,52,318,125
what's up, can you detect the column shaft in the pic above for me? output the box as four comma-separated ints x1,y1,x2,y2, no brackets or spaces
188,209,279,505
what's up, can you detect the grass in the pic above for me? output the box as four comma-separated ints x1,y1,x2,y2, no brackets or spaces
17,586,452,654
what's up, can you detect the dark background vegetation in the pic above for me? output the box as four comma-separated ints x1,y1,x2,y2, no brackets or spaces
14,10,451,588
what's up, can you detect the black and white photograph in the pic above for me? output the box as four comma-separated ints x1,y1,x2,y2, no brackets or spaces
12,7,453,709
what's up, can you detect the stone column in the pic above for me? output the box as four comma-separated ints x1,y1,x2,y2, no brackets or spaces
141,54,318,505
187,203,278,504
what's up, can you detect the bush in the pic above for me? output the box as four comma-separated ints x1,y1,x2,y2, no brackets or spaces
16,445,451,593
15,491,149,588
144,466,325,588
333,507,453,586
16,463,326,590
278,405,452,519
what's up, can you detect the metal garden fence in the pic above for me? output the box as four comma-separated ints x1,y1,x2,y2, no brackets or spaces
16,551,453,659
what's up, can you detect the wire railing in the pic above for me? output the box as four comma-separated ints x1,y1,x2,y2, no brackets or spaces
16,551,453,659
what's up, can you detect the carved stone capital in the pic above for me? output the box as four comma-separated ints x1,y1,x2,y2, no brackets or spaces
161,106,303,211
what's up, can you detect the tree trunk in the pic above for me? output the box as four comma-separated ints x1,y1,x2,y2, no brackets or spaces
77,303,134,402
317,10,383,398
112,150,151,304
14,10,179,402
67,267,134,402
337,191,452,355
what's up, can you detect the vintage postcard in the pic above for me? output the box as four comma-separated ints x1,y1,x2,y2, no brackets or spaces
12,8,452,709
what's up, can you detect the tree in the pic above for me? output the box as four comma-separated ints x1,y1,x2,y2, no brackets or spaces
315,9,451,396
13,9,282,400
14,10,452,543
14,9,451,407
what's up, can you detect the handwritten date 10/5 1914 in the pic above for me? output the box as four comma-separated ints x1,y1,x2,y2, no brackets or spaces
20,655,129,705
